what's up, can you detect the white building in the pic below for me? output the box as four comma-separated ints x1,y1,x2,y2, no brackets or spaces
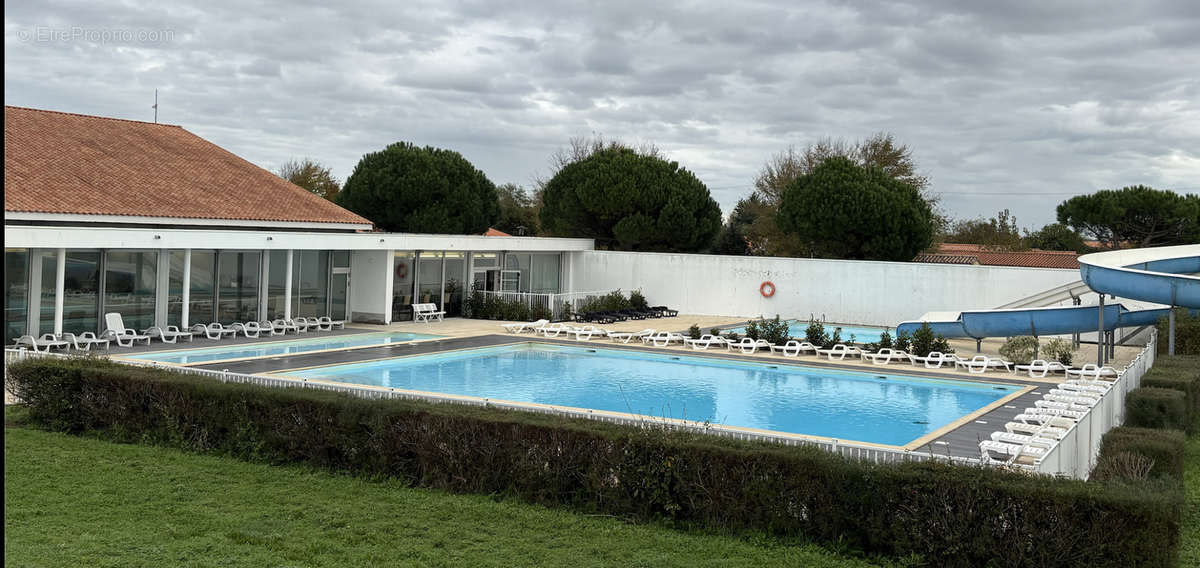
3,106,591,343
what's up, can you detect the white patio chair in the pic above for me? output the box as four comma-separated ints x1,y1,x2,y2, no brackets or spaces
103,313,152,347
318,316,346,330
60,331,110,351
231,322,261,338
608,329,656,344
144,325,195,343
13,334,70,352
190,322,238,340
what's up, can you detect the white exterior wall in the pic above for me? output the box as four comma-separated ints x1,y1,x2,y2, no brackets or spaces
569,251,1080,326
349,249,393,324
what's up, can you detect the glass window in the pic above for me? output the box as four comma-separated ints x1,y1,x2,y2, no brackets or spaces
62,251,101,334
332,250,350,268
392,251,415,321
37,250,58,335
104,250,158,331
417,251,444,307
266,250,289,320
503,253,532,293
4,249,29,343
189,251,216,324
531,253,561,294
472,252,498,269
443,252,466,317
291,250,329,318
217,251,261,324
167,251,186,328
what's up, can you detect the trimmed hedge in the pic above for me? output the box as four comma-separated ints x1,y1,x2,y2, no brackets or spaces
1157,309,1200,356
5,357,1184,568
1141,375,1199,430
1091,427,1187,482
1125,387,1190,431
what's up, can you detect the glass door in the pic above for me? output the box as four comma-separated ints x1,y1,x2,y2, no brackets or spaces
330,271,349,321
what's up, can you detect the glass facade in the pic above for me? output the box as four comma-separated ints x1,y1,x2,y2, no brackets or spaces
62,251,102,334
104,251,158,331
443,252,466,317
4,249,29,343
266,250,289,320
37,250,58,335
217,251,261,324
291,250,329,318
392,251,415,321
189,251,217,324
417,251,443,306
167,251,187,328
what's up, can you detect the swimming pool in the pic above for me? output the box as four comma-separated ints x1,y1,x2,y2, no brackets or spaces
123,331,441,365
282,343,1020,446
723,320,889,345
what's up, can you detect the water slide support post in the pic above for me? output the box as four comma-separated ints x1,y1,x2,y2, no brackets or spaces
1097,293,1105,366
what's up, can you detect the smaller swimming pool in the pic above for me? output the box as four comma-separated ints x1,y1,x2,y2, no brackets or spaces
722,320,890,344
122,331,441,365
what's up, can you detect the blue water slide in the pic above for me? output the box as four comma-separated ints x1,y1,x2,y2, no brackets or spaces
895,244,1200,339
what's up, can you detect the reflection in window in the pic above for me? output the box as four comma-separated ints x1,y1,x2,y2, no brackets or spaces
392,251,415,321
104,250,158,331
189,251,216,325
291,250,329,318
418,251,443,307
217,251,261,324
167,251,186,328
443,252,465,317
266,250,288,320
4,249,29,343
37,250,57,335
62,251,101,334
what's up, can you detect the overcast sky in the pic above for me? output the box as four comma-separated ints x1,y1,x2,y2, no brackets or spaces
6,0,1199,229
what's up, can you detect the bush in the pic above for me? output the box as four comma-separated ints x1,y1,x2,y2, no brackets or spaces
6,357,1183,568
744,320,760,341
907,323,951,357
1125,388,1190,431
1141,375,1200,430
687,324,702,340
1157,308,1200,356
1092,427,1187,482
1000,336,1039,365
866,330,893,352
822,327,843,349
804,320,826,346
758,316,790,346
893,330,911,353
630,290,649,310
1043,338,1074,366
577,290,632,315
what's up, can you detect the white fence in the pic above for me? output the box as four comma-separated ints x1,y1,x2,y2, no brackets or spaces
1029,332,1157,479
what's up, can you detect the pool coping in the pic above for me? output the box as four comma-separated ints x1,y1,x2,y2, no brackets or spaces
112,331,447,368
263,339,1035,452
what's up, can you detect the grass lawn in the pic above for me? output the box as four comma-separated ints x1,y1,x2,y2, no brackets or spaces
1182,419,1200,567
3,412,882,568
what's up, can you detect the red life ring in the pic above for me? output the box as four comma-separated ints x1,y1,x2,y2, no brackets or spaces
394,262,408,279
760,281,776,297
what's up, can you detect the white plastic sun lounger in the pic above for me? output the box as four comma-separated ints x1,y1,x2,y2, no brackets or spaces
1005,422,1067,439
771,340,818,357
816,344,860,360
567,325,607,341
1012,413,1077,428
190,322,238,340
103,313,152,347
1015,359,1069,378
502,319,549,334
257,321,283,336
60,332,110,351
230,322,262,338
272,319,300,334
728,338,771,354
1064,364,1118,380
954,355,1008,374
642,332,685,347
538,323,572,338
990,431,1055,448
980,440,1047,462
684,335,724,350
861,348,906,365
13,334,70,352
317,316,345,330
144,325,195,343
608,329,655,344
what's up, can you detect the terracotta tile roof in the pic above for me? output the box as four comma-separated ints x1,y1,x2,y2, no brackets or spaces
915,243,1080,269
3,106,371,227
483,227,512,237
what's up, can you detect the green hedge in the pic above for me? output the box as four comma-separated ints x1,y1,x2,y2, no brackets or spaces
1141,375,1199,430
1157,309,1200,356
1125,387,1191,431
1091,427,1187,482
6,357,1183,568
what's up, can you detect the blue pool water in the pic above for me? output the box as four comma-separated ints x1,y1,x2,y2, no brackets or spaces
284,343,1017,445
124,332,441,365
724,320,889,345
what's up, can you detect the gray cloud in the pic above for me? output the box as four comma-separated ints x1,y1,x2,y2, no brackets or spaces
5,0,1199,229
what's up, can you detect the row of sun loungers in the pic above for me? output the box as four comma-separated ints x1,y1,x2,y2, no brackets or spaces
978,365,1120,465
11,312,345,352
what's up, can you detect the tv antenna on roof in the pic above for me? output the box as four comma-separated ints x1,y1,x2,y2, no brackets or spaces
152,89,158,123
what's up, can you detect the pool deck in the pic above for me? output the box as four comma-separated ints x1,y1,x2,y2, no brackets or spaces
22,315,1146,461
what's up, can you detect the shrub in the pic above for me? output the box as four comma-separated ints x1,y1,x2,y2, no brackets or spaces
1091,451,1156,483
893,330,911,353
1157,308,1200,356
1141,375,1200,430
744,320,760,341
1000,336,1040,365
1043,338,1074,366
6,357,1184,568
758,316,790,346
866,330,893,352
1125,388,1190,431
1091,427,1187,482
709,327,722,337
822,327,843,349
907,323,951,357
687,324,702,340
577,290,632,314
630,290,649,310
804,320,826,346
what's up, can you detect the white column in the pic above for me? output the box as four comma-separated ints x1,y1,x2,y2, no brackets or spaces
181,249,191,328
155,249,170,328
284,249,294,319
28,251,44,332
53,248,66,335
259,250,270,321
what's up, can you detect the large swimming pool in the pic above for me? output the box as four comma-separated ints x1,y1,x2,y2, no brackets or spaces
123,331,441,365
282,343,1019,446
723,320,889,345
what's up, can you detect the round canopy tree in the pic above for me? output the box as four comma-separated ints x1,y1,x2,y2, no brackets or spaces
776,156,934,260
539,147,721,251
337,142,499,234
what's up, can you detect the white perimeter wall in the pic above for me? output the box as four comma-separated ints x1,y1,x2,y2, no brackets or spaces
568,251,1080,326
350,250,393,324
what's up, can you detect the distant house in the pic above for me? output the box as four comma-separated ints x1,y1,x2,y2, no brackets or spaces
913,243,1080,269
